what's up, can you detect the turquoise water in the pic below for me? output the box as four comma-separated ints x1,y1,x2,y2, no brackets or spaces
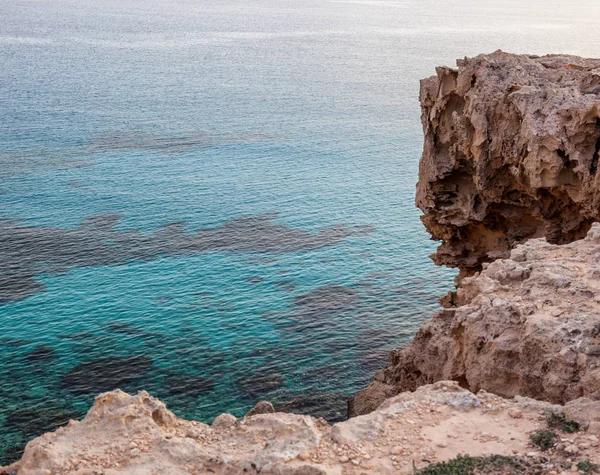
2,0,600,465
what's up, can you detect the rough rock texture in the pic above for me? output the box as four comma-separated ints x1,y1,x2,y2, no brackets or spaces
417,51,600,276
350,224,600,416
3,382,600,475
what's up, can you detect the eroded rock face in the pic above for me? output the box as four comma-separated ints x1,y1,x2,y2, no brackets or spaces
417,51,600,275
350,224,600,416
4,382,600,474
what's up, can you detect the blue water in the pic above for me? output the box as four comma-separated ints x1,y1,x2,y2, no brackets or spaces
1,0,600,465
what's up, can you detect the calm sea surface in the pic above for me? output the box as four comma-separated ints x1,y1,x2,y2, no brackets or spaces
1,0,600,464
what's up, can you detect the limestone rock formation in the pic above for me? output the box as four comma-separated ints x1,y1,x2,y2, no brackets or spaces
350,224,600,416
3,382,600,474
417,51,600,275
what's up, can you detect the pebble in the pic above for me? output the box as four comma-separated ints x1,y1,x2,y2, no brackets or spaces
351,459,360,466
564,445,579,454
390,446,402,455
508,408,523,419
339,456,349,463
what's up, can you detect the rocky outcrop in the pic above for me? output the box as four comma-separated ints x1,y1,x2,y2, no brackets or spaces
3,382,600,475
417,51,600,276
350,52,600,417
350,223,600,416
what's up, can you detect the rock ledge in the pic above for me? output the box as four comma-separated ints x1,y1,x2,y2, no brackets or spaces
3,382,600,474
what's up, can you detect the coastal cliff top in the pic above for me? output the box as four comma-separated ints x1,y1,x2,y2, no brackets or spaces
3,381,599,475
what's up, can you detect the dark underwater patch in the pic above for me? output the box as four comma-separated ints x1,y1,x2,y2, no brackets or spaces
0,149,93,178
276,280,296,292
359,349,391,373
0,338,27,348
278,390,348,423
294,284,357,313
2,444,26,466
300,363,348,384
24,346,56,363
162,374,215,396
236,370,284,397
107,321,142,335
6,400,80,437
0,275,46,305
60,355,153,395
88,130,273,155
0,214,370,304
57,330,96,341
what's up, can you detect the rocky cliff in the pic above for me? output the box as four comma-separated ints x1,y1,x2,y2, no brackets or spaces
3,382,600,475
417,51,600,276
350,52,600,416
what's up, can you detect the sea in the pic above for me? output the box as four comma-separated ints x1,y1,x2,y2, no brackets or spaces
1,0,600,464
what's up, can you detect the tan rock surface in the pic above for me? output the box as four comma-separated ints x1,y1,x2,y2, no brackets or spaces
417,51,600,276
350,224,600,416
3,382,599,475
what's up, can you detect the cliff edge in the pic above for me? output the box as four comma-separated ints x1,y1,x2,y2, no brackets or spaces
3,382,600,474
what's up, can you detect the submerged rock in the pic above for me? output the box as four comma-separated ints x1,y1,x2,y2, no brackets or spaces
23,346,56,363
294,284,357,313
60,355,153,395
236,370,284,397
6,401,80,438
245,400,276,417
279,391,348,423
0,214,367,304
162,374,215,396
